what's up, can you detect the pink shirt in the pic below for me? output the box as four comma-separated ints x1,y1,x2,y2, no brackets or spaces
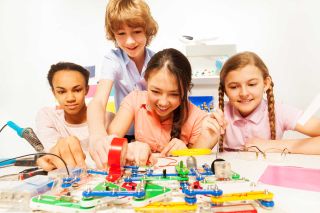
121,91,207,152
35,107,89,152
223,99,303,149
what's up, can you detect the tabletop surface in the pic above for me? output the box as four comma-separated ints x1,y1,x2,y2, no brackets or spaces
0,151,320,213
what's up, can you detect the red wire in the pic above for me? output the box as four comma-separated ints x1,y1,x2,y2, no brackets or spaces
156,157,178,168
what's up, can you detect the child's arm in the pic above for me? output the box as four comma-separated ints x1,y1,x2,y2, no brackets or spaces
160,109,227,155
35,109,86,170
107,104,134,137
192,109,227,149
107,94,151,165
37,136,86,171
87,79,114,169
294,117,320,137
245,137,320,155
160,138,188,157
107,91,137,137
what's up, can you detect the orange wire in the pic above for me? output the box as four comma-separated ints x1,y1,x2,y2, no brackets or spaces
156,157,178,168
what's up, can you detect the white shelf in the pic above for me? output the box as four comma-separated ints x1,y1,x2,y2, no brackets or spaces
192,76,220,85
185,43,236,87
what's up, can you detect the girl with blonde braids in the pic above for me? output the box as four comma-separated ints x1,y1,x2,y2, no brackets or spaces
214,51,320,154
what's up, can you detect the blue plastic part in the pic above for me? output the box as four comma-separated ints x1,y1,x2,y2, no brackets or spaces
196,175,204,181
87,169,108,175
180,181,190,189
145,173,178,177
202,164,213,175
146,168,153,175
258,199,275,209
7,121,24,137
124,176,133,182
128,177,141,182
0,158,16,167
61,182,72,188
132,169,139,177
61,177,80,188
182,188,223,197
82,189,145,198
123,165,139,169
185,196,197,205
189,168,205,181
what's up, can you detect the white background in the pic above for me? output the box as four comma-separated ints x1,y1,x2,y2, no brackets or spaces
1,0,320,158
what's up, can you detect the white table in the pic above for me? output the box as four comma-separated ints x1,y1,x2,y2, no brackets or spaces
1,152,320,213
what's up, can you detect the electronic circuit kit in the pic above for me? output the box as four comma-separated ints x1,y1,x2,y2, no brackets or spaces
0,138,275,212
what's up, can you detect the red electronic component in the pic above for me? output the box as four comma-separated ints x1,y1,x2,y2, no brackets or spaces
106,137,128,182
121,182,137,191
192,181,203,189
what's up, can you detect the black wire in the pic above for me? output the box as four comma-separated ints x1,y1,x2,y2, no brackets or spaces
0,153,70,176
0,124,7,133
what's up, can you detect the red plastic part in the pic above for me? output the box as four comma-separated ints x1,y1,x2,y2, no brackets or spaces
106,137,128,182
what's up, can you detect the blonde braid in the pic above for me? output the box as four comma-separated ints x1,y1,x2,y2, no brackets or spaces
266,81,276,139
218,83,225,152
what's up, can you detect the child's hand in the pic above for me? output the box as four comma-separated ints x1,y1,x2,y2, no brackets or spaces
37,136,86,171
203,109,228,135
160,138,187,157
126,141,152,166
88,135,114,169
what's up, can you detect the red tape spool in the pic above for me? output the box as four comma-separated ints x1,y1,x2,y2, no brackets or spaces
106,137,128,182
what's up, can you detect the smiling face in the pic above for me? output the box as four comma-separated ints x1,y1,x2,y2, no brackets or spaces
52,70,88,118
147,67,181,122
224,64,271,117
114,24,147,63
